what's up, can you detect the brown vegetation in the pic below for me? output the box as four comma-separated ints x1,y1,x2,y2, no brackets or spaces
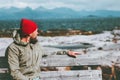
0,29,94,37
39,29,94,36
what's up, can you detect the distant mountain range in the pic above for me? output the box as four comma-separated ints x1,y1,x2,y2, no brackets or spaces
0,7,120,20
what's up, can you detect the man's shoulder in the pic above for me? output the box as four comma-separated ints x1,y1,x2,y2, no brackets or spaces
7,42,19,49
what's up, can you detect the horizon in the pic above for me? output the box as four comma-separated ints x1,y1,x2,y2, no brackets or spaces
1,6,120,12
0,0,120,11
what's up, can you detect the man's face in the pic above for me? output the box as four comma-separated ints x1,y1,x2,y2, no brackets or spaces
29,29,38,44
30,29,38,39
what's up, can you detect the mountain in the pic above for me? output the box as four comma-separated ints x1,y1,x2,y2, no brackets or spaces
0,7,120,20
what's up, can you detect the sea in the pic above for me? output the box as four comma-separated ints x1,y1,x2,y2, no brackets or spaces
0,17,120,33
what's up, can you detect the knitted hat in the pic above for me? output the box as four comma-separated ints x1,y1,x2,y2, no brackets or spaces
20,18,38,35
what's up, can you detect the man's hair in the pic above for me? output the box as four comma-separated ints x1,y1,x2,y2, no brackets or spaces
18,29,38,44
18,29,29,38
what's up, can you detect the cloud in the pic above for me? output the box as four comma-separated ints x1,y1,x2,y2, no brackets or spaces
0,0,120,11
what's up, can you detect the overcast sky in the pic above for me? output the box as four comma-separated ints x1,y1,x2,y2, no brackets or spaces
0,0,120,11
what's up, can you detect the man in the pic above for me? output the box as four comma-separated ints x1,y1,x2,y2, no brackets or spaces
5,18,78,80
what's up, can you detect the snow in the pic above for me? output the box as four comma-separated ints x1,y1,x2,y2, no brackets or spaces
1,30,120,66
37,31,115,52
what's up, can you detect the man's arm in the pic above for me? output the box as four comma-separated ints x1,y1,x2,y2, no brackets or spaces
38,43,80,58
41,49,81,58
56,50,81,58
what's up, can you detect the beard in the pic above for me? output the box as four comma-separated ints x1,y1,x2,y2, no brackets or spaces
29,37,38,44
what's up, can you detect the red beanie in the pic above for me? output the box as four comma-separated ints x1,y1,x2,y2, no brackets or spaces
20,18,38,35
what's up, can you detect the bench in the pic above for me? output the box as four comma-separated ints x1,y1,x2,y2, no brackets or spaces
0,55,102,80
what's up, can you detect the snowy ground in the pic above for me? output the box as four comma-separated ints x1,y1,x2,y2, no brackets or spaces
1,30,120,66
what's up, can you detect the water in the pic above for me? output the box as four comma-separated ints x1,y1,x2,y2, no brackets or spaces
0,17,120,33
44,43,94,49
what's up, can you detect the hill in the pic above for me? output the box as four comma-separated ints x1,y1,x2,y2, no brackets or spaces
0,7,120,20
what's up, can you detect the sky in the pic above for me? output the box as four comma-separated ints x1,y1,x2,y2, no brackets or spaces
0,0,120,11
